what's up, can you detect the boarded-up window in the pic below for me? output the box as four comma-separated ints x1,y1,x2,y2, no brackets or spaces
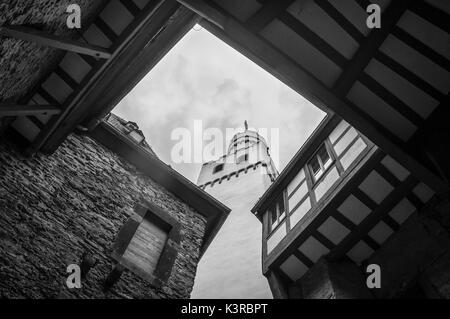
121,218,168,275
111,202,181,287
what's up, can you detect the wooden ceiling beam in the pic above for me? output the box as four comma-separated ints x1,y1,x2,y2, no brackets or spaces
25,0,170,155
177,0,227,29
333,0,411,96
0,25,112,59
245,0,296,33
409,0,450,34
315,0,364,43
0,104,61,117
196,0,448,194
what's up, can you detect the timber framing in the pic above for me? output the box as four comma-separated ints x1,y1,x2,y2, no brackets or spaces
0,25,112,59
29,1,198,155
188,0,448,194
261,147,425,279
7,0,448,198
0,104,61,117
333,0,411,95
262,145,382,275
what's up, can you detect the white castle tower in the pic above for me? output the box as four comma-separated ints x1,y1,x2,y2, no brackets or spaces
192,122,277,299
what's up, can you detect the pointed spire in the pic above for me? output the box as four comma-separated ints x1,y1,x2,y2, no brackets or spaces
244,120,248,131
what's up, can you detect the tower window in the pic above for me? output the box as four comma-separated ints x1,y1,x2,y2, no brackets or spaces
268,195,286,233
213,164,224,174
237,154,248,164
308,143,332,182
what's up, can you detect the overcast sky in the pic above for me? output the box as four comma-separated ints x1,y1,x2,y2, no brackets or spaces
114,25,326,183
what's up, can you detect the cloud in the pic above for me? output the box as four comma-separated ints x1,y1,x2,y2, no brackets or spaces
114,25,326,182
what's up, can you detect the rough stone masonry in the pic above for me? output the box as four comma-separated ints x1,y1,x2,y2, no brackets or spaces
0,132,207,298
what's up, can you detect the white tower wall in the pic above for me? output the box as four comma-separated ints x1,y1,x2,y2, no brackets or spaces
192,129,277,299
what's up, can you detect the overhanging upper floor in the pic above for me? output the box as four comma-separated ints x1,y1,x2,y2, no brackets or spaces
253,115,436,285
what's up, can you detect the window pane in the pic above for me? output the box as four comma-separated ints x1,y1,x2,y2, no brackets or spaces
323,157,332,170
270,207,277,225
318,144,330,165
309,157,320,175
314,169,323,181
278,195,285,217
272,219,279,230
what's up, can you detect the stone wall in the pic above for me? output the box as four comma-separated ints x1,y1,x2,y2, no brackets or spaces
0,132,207,299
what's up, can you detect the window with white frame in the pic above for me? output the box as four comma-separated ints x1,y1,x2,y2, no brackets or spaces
308,143,332,182
264,122,373,255
268,195,286,233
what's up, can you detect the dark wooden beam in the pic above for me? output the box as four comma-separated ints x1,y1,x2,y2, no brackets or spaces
54,66,79,89
374,51,445,102
355,0,371,10
94,18,118,43
333,0,411,96
358,73,423,126
119,0,141,17
315,0,365,43
392,26,450,72
409,0,450,34
0,104,61,117
292,250,314,268
245,0,296,33
328,175,419,260
362,235,381,251
375,163,402,188
27,116,45,130
0,25,112,59
36,88,61,108
381,214,401,232
279,11,348,67
177,0,227,29
26,0,171,154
